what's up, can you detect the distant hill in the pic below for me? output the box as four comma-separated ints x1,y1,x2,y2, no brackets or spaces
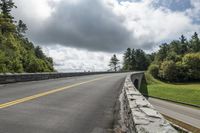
0,0,54,73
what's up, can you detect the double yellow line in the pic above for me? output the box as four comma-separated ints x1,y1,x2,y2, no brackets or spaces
0,76,108,109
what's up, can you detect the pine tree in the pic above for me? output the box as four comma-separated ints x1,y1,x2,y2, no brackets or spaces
190,32,200,52
0,0,16,21
35,46,45,59
179,35,188,54
0,0,16,34
109,54,119,72
123,48,132,70
17,20,28,37
180,35,187,44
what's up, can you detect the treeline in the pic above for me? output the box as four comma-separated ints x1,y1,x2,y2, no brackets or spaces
149,33,200,82
123,48,153,71
119,32,200,82
109,48,152,72
0,0,54,73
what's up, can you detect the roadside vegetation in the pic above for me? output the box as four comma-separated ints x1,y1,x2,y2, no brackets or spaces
0,0,54,73
143,33,200,106
148,33,200,82
143,72,200,106
109,31,200,106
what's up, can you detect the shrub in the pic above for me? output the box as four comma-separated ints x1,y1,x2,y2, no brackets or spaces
148,64,159,78
182,53,200,81
159,60,177,82
175,62,188,82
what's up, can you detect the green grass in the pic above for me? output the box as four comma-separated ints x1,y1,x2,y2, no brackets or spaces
143,72,200,106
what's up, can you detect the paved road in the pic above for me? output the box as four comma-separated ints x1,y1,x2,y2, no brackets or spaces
148,98,200,129
0,73,127,133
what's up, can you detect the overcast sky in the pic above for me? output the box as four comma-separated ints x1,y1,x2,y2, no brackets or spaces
13,0,200,72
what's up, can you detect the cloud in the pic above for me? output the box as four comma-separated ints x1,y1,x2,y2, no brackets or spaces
12,0,200,71
13,0,200,53
35,0,135,52
186,0,200,24
42,45,123,72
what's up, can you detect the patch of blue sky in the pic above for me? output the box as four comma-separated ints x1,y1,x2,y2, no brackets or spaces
153,0,192,12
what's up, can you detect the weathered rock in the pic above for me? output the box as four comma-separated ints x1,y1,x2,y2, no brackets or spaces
119,72,177,133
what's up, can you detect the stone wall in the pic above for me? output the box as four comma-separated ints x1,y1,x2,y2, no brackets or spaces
0,72,115,84
120,72,177,133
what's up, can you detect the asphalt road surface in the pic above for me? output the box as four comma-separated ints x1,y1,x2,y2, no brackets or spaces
148,97,200,129
0,73,127,133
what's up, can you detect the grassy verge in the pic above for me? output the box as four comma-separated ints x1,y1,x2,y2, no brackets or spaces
141,72,200,106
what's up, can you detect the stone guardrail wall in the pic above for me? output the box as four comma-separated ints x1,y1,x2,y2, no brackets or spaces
0,72,116,84
120,72,177,133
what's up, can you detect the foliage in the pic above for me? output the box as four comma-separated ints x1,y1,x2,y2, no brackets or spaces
0,0,16,21
16,20,27,37
148,33,200,82
182,53,200,80
159,60,177,82
123,48,132,70
109,54,120,72
0,0,54,73
122,48,151,71
148,64,159,78
143,72,200,106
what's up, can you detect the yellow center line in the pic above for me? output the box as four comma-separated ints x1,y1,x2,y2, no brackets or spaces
0,76,110,109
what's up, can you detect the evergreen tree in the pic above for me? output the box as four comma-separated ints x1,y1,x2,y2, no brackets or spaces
177,35,188,55
131,48,136,70
35,46,45,59
0,0,16,21
17,20,27,37
0,0,16,34
190,32,200,52
122,48,150,71
155,43,169,62
123,48,132,70
0,0,55,73
109,54,119,72
180,35,187,44
134,49,149,70
149,33,200,82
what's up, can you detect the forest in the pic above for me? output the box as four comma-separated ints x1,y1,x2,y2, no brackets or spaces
110,33,200,82
0,0,54,73
149,33,200,82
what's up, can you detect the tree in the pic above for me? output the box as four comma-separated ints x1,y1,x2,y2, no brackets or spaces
189,32,200,52
182,53,200,80
159,60,177,82
134,49,149,70
123,48,132,70
148,64,159,78
147,33,200,82
122,48,150,71
180,35,187,44
0,0,55,73
131,48,136,70
0,0,16,21
0,13,16,34
35,46,45,59
17,20,27,37
155,43,169,62
109,54,119,72
0,50,8,72
175,61,188,82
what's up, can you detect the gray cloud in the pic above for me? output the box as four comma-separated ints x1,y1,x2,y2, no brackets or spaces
13,0,200,53
29,0,136,52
